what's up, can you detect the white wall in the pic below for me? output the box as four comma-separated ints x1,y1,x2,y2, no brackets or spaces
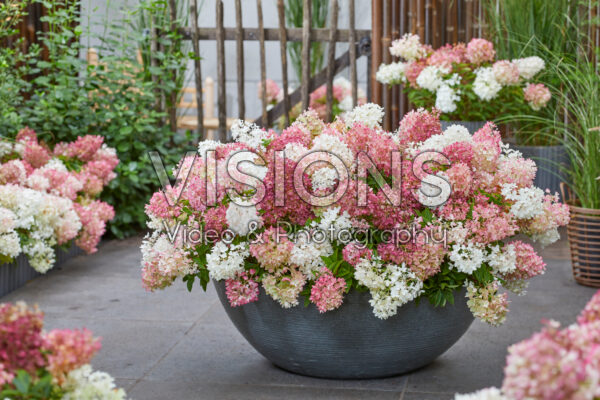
80,0,372,120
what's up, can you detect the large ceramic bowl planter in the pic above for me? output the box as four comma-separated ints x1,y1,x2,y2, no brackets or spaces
440,121,486,133
214,281,474,379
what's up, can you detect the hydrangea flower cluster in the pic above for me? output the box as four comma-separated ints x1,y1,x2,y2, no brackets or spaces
259,77,367,125
0,129,117,272
0,302,127,399
142,104,568,324
376,35,551,119
456,290,600,400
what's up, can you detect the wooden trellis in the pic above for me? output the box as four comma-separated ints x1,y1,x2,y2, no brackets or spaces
182,0,372,142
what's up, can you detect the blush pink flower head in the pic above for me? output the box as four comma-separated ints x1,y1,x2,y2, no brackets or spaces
523,83,551,111
258,79,282,104
492,60,520,85
465,38,496,65
44,328,101,384
309,268,346,313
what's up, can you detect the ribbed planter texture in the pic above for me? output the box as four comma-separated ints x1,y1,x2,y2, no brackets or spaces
562,184,600,288
514,145,569,199
440,120,486,133
214,281,474,379
0,245,83,298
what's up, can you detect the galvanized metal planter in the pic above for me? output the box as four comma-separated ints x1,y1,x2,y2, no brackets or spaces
0,245,83,298
214,281,473,379
514,145,569,199
440,120,486,134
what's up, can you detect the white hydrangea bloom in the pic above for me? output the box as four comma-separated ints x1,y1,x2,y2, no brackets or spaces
355,258,423,319
226,198,262,237
501,184,545,219
23,241,55,273
389,33,427,61
342,103,384,130
449,242,486,274
531,227,560,247
206,241,249,280
311,133,355,168
311,167,339,192
376,62,407,85
435,84,460,113
454,387,508,400
0,232,22,259
290,227,333,277
486,244,517,275
40,158,68,172
418,124,471,152
317,206,353,243
473,67,502,101
197,140,222,158
0,207,16,234
282,142,309,163
513,56,545,80
230,119,269,151
0,141,13,158
62,365,127,400
416,65,448,92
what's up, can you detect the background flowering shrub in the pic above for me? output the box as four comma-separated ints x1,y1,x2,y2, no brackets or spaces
142,104,568,323
0,302,126,399
455,290,600,400
376,34,551,121
0,128,117,272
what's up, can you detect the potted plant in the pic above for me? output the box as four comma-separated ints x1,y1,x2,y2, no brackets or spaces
141,104,569,379
376,34,551,134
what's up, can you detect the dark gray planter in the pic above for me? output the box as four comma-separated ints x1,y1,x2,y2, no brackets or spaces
0,245,83,298
513,145,569,199
440,121,486,134
214,281,473,379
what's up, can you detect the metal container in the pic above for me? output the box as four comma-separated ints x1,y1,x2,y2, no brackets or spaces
514,145,569,199
440,120,486,134
214,281,474,379
0,245,83,298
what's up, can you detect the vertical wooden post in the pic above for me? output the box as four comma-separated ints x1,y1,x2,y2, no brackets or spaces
167,0,178,132
391,0,400,126
216,0,227,141
189,0,204,139
325,0,338,122
257,0,268,126
301,0,312,110
382,0,392,131
349,0,357,107
235,0,245,120
277,0,291,127
371,0,383,106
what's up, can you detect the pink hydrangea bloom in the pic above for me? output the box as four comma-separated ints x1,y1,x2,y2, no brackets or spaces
74,201,115,254
504,241,546,281
225,271,260,307
44,328,101,384
495,157,537,188
250,227,294,272
465,38,496,65
523,83,551,111
404,60,427,87
0,302,46,378
0,160,27,185
442,141,475,166
342,242,373,266
578,291,600,325
22,140,51,168
492,60,520,85
396,108,442,144
63,135,104,161
15,127,38,143
309,268,346,313
428,43,466,69
257,79,282,104
444,162,473,195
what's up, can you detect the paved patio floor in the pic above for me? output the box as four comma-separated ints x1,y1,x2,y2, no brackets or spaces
2,234,597,400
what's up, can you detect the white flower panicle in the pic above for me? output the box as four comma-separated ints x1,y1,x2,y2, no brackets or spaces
418,124,472,152
206,241,250,280
342,103,384,129
62,365,127,400
486,244,517,275
449,242,486,274
501,184,545,219
230,119,270,151
473,67,502,101
454,387,508,400
389,33,428,61
376,62,407,85
225,198,262,237
416,66,449,92
290,227,333,277
513,56,545,80
435,84,461,113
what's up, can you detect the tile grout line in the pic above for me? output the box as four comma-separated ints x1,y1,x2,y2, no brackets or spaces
399,377,409,400
127,299,219,392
